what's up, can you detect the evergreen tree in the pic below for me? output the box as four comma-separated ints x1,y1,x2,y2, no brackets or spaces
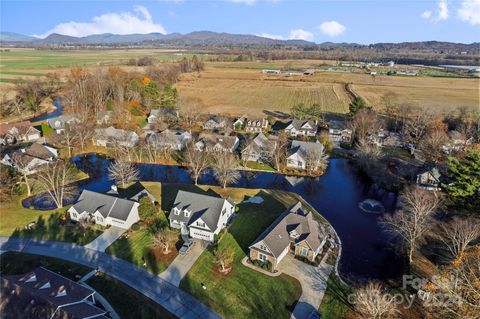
349,96,368,114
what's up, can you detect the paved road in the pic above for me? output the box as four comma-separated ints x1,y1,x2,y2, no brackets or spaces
0,237,222,319
84,226,126,252
281,254,333,319
159,240,207,287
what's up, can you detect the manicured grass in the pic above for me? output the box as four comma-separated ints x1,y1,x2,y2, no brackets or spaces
243,161,277,172
180,233,301,319
179,191,301,319
319,274,353,319
40,123,54,136
87,273,177,319
0,251,91,280
0,195,62,236
106,223,176,275
11,211,104,245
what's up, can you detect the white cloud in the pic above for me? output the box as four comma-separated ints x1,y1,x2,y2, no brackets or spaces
318,21,346,37
458,0,480,25
422,0,449,22
288,29,314,41
421,11,432,19
227,0,257,5
35,6,166,38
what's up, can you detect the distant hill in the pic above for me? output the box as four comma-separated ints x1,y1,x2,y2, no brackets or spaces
0,32,37,42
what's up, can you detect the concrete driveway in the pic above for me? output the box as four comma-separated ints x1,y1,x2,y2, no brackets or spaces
280,254,333,319
84,226,126,252
158,239,207,287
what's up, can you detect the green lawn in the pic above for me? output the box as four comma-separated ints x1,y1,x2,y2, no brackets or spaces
179,191,302,319
243,161,277,172
87,273,177,319
40,123,54,136
0,251,91,280
319,274,353,319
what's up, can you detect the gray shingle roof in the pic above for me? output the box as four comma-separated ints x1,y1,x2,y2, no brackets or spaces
242,133,276,155
290,140,324,159
286,119,317,132
73,190,136,221
250,202,325,258
169,190,229,231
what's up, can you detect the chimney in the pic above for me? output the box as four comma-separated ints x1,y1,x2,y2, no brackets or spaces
111,184,118,192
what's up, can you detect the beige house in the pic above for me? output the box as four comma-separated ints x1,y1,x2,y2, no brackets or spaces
249,202,326,271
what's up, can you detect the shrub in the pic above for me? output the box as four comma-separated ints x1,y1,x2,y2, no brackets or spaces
131,223,140,231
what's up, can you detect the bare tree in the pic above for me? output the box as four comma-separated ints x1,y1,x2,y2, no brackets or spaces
214,247,234,273
350,108,383,142
419,129,447,163
304,146,329,175
10,155,34,196
355,137,383,172
213,153,240,188
73,119,93,152
35,162,76,209
183,141,211,185
152,228,178,254
401,105,433,145
52,123,78,158
438,217,480,260
382,187,441,264
273,133,289,172
177,96,201,130
108,160,139,188
352,281,399,319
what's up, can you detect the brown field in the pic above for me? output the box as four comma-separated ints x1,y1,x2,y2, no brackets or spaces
176,62,479,117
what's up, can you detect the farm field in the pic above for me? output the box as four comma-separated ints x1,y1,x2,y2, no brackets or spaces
176,62,479,116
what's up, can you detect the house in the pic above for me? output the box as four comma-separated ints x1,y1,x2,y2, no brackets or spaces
47,114,80,134
146,129,191,150
303,69,315,75
447,130,473,151
0,121,41,145
195,133,239,153
68,190,140,229
382,131,404,148
262,69,281,74
96,110,113,125
232,116,246,130
1,143,58,175
203,116,226,130
0,267,106,319
287,140,325,170
249,202,327,271
284,119,318,137
241,133,277,163
147,108,178,125
245,118,269,133
328,120,352,144
169,190,235,242
93,126,138,148
416,167,442,191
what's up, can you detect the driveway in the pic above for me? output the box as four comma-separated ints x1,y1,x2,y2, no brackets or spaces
280,254,333,319
0,237,221,319
84,226,126,252
158,239,208,287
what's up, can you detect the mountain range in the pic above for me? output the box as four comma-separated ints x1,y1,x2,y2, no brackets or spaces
0,31,480,53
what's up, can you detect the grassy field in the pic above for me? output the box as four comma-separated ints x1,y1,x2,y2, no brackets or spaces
318,274,353,319
176,63,479,116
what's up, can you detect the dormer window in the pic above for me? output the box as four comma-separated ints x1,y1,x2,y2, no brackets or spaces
290,231,300,239
184,210,190,218
40,281,51,289
25,274,37,283
197,221,205,227
55,286,67,297
174,207,180,215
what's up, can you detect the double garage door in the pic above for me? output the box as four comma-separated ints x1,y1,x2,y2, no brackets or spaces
190,229,214,242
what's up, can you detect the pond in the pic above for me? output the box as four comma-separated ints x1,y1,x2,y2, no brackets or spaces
25,153,405,283
30,98,64,122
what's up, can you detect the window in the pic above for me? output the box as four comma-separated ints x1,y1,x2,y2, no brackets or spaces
72,212,78,218
197,221,205,227
300,247,309,257
184,210,190,218
174,208,180,215
97,216,103,222
260,245,267,251
259,253,267,262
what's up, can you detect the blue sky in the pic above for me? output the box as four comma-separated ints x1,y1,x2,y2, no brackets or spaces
1,0,479,44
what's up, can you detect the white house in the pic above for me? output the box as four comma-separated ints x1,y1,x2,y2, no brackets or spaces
146,129,191,150
195,133,239,153
328,120,352,144
1,143,58,175
287,140,325,170
284,119,318,137
93,127,139,148
68,190,140,230
47,114,81,134
169,190,235,242
0,121,41,145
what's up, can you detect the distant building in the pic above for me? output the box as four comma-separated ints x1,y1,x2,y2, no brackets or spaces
416,167,442,191
241,133,277,163
1,143,58,175
203,116,226,130
93,126,138,148
68,189,140,229
1,267,107,319
284,119,318,137
195,133,239,153
245,118,269,133
303,69,316,75
47,114,81,134
0,121,41,145
146,129,191,150
286,140,325,170
96,110,113,125
328,120,352,144
262,69,281,74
